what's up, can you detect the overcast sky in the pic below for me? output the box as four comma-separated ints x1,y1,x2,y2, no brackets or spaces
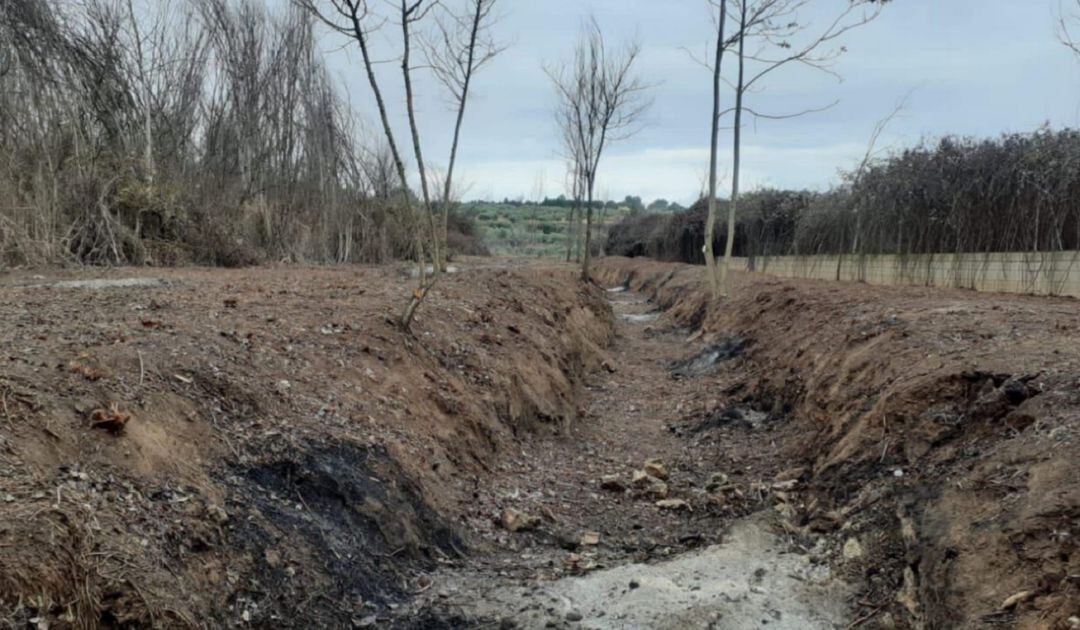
312,0,1080,205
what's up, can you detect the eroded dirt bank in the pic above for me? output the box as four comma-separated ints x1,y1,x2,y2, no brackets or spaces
0,262,612,627
405,275,858,629
4,257,1079,629
591,257,1080,629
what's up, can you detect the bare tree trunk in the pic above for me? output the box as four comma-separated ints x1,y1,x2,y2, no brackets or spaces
704,0,727,300
438,0,485,271
582,173,594,281
719,0,746,298
566,199,575,262
400,1,436,284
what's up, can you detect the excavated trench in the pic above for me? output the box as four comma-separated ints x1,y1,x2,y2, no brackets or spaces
402,283,860,629
3,261,1077,628
401,258,1080,629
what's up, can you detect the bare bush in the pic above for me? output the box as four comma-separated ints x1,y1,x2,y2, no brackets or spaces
0,0,414,268
608,128,1080,264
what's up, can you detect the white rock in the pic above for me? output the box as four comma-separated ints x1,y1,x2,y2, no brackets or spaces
842,537,864,560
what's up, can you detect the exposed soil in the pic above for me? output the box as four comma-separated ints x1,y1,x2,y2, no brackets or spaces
0,260,612,628
405,279,826,628
591,258,1080,630
2,256,1079,629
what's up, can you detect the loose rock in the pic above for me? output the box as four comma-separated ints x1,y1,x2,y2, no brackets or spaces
501,508,540,533
643,458,669,480
655,499,691,511
842,537,863,560
706,472,729,491
1000,590,1035,610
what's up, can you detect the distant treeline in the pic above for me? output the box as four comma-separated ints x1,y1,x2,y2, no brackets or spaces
607,128,1080,263
471,196,686,213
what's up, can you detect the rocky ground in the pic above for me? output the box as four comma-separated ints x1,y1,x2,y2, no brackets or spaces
1,257,1078,629
403,287,855,628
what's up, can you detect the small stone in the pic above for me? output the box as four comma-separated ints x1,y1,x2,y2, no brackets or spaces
1000,590,1034,610
600,475,625,492
644,458,669,480
264,549,281,568
628,579,640,590
772,479,799,492
501,508,540,533
276,379,291,394
774,502,797,520
354,615,378,628
632,470,668,498
565,610,583,622
706,472,729,491
645,479,669,499
1066,615,1079,629
655,499,691,511
580,531,601,546
842,537,863,560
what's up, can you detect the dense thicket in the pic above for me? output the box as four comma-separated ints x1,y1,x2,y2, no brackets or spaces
607,129,1080,262
0,0,480,267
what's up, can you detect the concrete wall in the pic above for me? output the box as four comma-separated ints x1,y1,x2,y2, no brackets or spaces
732,250,1080,298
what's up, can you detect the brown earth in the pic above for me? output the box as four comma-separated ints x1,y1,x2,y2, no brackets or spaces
590,257,1080,629
0,260,612,628
2,256,1079,629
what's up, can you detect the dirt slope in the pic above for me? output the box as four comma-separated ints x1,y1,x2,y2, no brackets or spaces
402,275,860,629
0,262,611,628
4,256,1079,629
593,257,1080,629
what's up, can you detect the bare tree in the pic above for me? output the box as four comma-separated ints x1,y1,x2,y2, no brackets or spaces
1059,0,1080,57
848,89,911,257
710,0,882,296
292,0,439,330
424,0,503,271
557,107,585,263
548,18,650,281
703,0,731,298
